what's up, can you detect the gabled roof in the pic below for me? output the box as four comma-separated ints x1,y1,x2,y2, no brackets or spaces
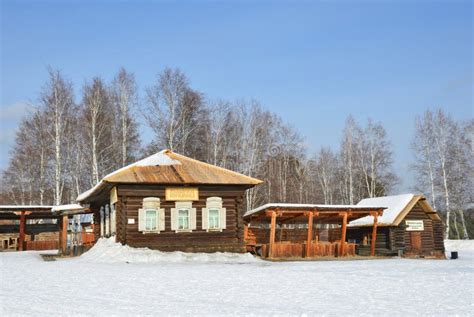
348,194,441,227
77,150,262,202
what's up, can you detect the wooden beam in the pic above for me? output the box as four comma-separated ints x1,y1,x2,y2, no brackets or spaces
60,215,68,255
339,212,348,256
371,213,379,256
18,211,27,251
306,212,314,258
268,211,277,258
244,223,249,241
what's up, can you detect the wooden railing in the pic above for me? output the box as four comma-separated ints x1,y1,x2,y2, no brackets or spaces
262,241,356,258
25,240,59,251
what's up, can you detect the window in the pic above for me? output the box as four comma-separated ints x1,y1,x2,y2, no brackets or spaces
178,209,190,230
171,202,196,232
146,209,158,231
208,209,220,229
202,197,226,232
138,197,165,233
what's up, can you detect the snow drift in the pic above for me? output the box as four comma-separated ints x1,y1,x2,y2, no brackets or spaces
79,237,260,264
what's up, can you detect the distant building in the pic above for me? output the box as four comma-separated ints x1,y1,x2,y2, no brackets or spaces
348,194,445,257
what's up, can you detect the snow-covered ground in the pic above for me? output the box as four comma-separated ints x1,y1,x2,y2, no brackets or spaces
1,239,473,316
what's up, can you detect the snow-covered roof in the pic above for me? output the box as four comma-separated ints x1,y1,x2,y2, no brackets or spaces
348,194,417,227
0,205,54,210
77,150,181,202
244,203,384,218
77,149,262,202
51,204,87,212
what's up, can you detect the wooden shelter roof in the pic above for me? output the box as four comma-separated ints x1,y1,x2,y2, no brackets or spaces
77,149,263,203
244,203,385,224
0,204,91,218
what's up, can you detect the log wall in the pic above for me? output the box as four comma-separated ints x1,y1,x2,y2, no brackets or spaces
111,184,248,253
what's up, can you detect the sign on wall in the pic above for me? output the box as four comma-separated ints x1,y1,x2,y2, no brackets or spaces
405,220,424,231
165,187,199,201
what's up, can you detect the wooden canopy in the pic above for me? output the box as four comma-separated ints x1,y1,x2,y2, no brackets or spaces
244,203,385,258
0,205,91,253
78,149,263,203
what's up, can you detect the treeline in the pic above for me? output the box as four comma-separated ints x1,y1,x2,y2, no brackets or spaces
1,67,472,238
412,110,473,239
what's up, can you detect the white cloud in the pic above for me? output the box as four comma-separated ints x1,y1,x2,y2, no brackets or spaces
0,102,32,122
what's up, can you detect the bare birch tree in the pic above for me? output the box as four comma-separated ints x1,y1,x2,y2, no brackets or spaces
41,68,75,205
110,68,141,167
340,115,358,204
81,77,114,186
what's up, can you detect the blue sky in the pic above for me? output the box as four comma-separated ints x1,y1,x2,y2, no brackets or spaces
1,0,472,192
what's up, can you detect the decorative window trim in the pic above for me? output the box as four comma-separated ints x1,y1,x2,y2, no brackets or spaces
138,197,165,234
171,201,196,233
202,197,226,232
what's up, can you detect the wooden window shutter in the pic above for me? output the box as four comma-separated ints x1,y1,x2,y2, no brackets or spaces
190,208,197,230
171,208,178,231
138,208,146,232
202,208,209,230
158,209,165,231
220,207,227,230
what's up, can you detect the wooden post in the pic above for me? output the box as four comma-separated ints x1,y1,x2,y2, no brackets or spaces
244,223,249,241
268,211,277,258
18,211,26,251
306,212,314,258
60,215,68,255
340,212,348,256
371,212,379,256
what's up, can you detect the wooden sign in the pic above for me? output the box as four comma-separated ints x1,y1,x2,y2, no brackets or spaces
165,187,199,201
405,220,424,231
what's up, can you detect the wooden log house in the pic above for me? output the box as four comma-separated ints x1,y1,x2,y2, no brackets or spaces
76,150,262,253
347,194,445,258
243,203,385,259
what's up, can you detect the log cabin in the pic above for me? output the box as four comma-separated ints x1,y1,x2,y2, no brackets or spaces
347,194,445,258
76,150,262,253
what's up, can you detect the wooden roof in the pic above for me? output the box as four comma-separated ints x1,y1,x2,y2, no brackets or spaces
77,150,263,203
244,203,385,224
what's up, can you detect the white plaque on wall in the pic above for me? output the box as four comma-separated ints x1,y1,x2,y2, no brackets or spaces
405,220,424,231
128,218,135,224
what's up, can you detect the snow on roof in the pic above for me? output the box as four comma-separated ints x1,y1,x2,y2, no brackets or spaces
51,204,86,212
77,150,181,202
0,205,54,210
244,203,383,218
77,149,262,203
348,194,415,227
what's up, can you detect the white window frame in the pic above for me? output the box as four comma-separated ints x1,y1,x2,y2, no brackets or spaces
138,197,165,234
208,208,220,230
171,201,196,233
178,208,190,230
145,209,158,231
202,197,226,232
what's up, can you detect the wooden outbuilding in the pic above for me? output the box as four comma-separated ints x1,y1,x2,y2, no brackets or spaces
0,204,92,253
347,194,445,258
243,203,385,259
77,150,262,253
